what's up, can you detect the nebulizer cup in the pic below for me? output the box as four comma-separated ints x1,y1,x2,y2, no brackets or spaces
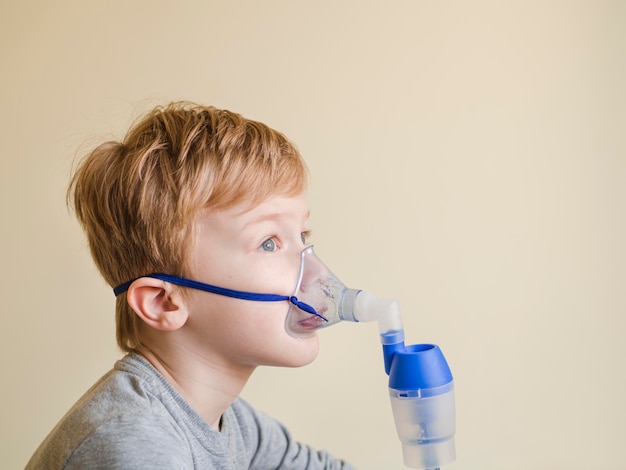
286,247,456,469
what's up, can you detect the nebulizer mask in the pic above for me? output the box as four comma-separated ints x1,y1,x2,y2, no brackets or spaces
114,246,456,469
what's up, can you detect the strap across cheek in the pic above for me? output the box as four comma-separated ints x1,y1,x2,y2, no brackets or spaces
113,273,328,322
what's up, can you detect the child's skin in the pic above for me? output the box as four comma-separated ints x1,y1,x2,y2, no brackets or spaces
126,192,319,430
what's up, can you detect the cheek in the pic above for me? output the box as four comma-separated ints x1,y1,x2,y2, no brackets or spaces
194,293,291,334
234,257,302,295
194,252,302,296
185,293,320,367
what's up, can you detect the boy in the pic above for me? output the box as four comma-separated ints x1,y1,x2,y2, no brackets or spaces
27,102,354,469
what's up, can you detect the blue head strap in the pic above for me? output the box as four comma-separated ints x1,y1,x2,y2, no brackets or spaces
113,273,328,322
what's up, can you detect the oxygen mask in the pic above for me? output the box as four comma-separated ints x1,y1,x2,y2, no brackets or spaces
285,246,357,338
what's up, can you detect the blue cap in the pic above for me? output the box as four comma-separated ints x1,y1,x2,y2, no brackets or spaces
388,344,453,391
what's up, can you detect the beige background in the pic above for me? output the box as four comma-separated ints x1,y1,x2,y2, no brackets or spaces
2,1,625,469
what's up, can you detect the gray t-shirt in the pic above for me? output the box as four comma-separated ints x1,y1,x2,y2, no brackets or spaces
26,353,353,469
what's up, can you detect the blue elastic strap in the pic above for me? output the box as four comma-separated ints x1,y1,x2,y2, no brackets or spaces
113,273,327,321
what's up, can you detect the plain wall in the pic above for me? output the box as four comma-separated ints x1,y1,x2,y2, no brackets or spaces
2,1,625,469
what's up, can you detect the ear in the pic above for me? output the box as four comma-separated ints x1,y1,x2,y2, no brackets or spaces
126,277,188,332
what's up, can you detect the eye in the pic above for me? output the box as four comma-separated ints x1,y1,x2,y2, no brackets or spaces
261,238,277,252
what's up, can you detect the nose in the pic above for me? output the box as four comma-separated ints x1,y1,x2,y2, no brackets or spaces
298,246,329,293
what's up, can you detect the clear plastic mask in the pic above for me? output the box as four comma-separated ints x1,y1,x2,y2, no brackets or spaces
285,246,356,338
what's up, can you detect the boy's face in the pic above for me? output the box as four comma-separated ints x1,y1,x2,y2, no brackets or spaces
182,192,320,369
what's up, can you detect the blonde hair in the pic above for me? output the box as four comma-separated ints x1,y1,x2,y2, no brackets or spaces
68,102,308,352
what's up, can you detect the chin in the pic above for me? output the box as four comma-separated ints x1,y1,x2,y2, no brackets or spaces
272,335,320,368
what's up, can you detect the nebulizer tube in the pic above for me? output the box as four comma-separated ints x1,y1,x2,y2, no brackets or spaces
286,247,456,469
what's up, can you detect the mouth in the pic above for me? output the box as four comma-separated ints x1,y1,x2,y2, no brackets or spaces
297,315,326,329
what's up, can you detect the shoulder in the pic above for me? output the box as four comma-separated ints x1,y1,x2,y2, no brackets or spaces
64,414,192,469
26,355,192,469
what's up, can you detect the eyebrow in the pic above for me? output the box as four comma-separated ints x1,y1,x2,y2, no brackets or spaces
242,209,311,230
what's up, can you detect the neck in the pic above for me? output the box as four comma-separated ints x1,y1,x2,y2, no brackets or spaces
135,340,254,430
